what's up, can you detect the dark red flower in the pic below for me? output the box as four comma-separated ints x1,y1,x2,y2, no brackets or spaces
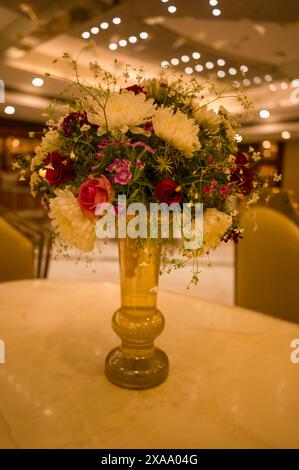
62,112,89,137
144,121,154,133
125,84,146,95
155,180,183,205
45,151,73,186
231,151,254,195
222,227,243,244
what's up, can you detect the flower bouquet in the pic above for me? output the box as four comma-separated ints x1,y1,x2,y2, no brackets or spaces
16,51,271,388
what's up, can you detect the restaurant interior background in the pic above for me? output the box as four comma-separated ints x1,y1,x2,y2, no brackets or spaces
0,0,298,318
0,0,299,452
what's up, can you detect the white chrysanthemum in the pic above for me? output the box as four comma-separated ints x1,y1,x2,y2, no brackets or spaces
203,208,232,253
193,106,221,132
31,130,61,171
152,107,200,157
49,189,96,252
87,91,156,135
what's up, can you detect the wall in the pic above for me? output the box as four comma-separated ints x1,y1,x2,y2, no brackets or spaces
283,141,299,199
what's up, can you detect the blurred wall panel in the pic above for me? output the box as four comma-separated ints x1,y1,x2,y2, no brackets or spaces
283,141,299,199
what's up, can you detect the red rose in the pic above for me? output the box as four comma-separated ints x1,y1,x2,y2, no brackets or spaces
45,151,73,186
155,180,183,205
78,175,112,217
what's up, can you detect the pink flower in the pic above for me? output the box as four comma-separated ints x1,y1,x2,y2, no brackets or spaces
78,175,112,217
107,159,131,173
219,183,232,199
114,168,132,185
106,159,132,185
124,140,154,154
97,139,110,150
95,152,105,159
136,159,144,170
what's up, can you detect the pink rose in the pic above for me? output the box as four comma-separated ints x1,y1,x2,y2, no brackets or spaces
78,175,112,217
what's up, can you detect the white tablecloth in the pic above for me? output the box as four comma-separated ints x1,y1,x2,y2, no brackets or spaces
0,279,298,449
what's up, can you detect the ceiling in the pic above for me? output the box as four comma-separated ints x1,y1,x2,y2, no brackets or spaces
0,0,299,141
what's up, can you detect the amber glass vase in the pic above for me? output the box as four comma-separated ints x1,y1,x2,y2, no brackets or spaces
105,237,169,389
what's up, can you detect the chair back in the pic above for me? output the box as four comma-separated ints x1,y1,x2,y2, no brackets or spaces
236,206,299,323
0,216,34,282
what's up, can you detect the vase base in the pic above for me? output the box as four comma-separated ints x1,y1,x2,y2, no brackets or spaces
105,347,169,389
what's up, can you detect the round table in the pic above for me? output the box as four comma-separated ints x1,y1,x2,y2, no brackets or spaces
0,279,298,449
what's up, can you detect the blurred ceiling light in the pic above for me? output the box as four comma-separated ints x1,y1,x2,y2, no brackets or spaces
81,31,90,39
91,27,99,34
12,139,20,148
240,65,248,73
281,131,291,140
269,84,277,92
262,140,271,149
119,39,127,47
161,0,169,2
4,106,15,115
253,76,262,84
291,79,299,88
209,0,218,5
195,64,203,72
235,134,242,143
168,5,177,13
206,61,214,69
140,32,149,39
144,16,165,25
161,61,169,68
217,58,225,66
280,82,288,90
217,70,226,78
181,55,190,62
229,67,237,75
32,77,44,87
5,47,25,59
112,17,121,24
192,52,201,60
109,43,118,50
265,74,272,82
171,58,179,65
185,67,193,75
259,109,270,119
129,36,138,43
212,9,221,16
100,22,109,29
243,78,251,86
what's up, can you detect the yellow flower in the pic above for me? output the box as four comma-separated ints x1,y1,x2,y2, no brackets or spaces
87,91,156,135
49,189,96,252
152,107,200,157
203,208,232,253
193,106,221,132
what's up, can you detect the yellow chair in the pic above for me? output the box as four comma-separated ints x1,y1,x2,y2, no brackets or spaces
0,216,34,282
0,204,52,282
236,206,299,324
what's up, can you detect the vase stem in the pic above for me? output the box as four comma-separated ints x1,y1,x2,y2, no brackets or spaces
105,238,169,389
